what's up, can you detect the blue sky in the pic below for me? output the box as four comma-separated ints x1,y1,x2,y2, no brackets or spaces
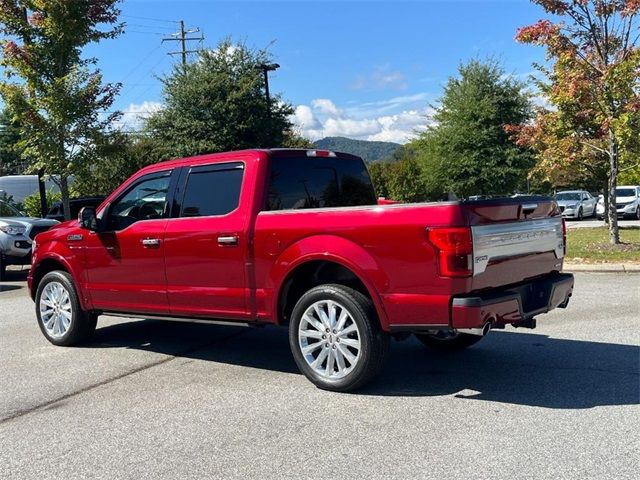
88,0,550,143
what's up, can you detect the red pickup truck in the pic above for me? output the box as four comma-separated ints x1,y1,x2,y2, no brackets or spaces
29,149,574,391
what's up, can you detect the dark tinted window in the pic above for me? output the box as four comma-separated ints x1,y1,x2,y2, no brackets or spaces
107,174,171,230
180,165,243,217
266,156,376,211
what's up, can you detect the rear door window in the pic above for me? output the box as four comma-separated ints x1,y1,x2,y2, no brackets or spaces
179,163,244,217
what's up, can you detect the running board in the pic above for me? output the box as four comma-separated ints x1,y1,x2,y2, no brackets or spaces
100,311,257,328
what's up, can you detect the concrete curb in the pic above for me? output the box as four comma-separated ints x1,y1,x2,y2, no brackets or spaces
564,263,640,273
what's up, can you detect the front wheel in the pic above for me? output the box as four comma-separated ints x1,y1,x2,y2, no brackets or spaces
289,284,389,392
577,207,583,221
35,271,97,346
415,330,484,351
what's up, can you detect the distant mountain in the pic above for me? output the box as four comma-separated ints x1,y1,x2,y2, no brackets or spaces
313,137,400,163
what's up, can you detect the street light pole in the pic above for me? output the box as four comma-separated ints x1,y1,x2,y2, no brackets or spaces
256,63,280,116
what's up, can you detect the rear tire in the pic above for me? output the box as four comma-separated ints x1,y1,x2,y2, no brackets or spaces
289,284,389,392
415,330,483,351
35,271,97,346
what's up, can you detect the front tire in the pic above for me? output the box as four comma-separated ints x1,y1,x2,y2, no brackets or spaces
289,284,389,392
577,207,583,221
35,271,97,346
415,330,483,351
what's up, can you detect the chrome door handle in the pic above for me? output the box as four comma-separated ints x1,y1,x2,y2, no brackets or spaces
217,235,239,246
141,238,161,247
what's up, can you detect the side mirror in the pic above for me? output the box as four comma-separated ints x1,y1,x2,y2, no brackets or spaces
79,207,99,231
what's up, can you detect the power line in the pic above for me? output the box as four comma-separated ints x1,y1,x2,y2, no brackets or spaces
125,23,176,31
162,20,204,66
121,14,180,24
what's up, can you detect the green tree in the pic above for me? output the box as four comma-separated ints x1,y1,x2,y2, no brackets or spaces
22,189,60,217
73,132,169,196
0,1,123,220
281,129,314,148
514,0,639,244
0,107,25,176
386,157,427,202
145,39,294,157
414,60,535,198
368,161,390,198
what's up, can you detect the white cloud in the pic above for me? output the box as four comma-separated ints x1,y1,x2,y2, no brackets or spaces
372,69,407,90
292,104,320,130
311,98,341,116
115,101,163,130
351,65,408,91
292,96,434,144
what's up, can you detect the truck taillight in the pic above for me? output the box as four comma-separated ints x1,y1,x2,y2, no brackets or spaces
427,227,473,277
561,217,567,255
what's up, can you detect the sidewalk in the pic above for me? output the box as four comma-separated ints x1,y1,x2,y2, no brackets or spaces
564,263,640,273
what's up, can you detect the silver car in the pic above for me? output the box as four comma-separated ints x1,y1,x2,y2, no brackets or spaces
555,190,597,220
0,200,58,280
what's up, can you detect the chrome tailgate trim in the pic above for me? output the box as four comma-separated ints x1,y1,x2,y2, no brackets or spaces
471,218,564,276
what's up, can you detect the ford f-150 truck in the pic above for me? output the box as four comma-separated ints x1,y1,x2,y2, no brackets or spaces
28,149,574,391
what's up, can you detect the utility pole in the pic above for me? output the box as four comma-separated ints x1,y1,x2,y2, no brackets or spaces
162,20,204,66
255,63,280,116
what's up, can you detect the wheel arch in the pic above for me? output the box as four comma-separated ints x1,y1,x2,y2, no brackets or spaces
271,235,390,330
30,254,89,310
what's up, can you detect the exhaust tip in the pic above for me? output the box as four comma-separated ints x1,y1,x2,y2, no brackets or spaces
482,321,492,336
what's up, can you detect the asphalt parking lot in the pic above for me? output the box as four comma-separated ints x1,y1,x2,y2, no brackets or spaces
1,269,638,479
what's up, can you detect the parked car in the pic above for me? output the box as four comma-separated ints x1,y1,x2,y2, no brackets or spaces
45,196,106,222
554,190,597,220
28,149,574,392
596,186,640,220
0,200,58,280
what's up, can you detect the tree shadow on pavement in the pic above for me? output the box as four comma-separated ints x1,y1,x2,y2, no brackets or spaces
90,319,639,410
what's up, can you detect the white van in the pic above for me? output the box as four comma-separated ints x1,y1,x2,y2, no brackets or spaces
0,175,63,203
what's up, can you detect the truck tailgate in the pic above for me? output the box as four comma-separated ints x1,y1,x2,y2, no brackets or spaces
463,197,565,290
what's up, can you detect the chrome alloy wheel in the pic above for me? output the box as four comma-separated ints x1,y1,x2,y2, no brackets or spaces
39,281,73,339
298,300,362,380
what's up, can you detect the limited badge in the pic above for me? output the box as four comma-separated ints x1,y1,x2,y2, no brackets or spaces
67,234,84,242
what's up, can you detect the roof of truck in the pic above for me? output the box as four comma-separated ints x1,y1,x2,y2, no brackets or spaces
136,148,361,176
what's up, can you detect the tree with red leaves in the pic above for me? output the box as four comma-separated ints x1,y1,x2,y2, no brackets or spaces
511,0,639,243
0,1,123,219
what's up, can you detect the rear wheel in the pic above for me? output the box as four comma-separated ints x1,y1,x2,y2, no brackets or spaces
289,284,389,392
415,330,483,351
35,271,97,346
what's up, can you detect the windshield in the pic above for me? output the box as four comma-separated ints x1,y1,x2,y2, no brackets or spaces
556,193,581,201
616,188,636,197
0,200,21,217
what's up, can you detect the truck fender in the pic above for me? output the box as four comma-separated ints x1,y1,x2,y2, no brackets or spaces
31,248,90,311
270,235,391,330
